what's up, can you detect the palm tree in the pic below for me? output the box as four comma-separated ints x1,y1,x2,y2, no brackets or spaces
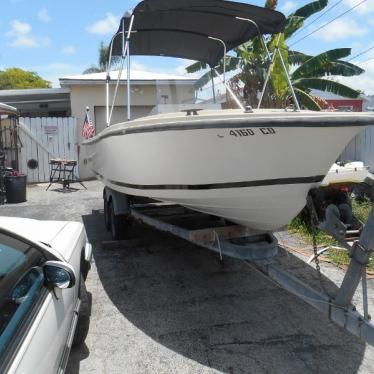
83,42,108,74
288,48,364,110
186,0,364,110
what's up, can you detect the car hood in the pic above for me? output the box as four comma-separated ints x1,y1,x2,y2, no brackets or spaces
0,217,82,261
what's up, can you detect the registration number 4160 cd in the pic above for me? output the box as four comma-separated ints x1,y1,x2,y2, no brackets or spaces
229,128,276,137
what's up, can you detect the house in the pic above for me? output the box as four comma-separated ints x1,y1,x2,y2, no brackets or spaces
310,90,364,112
59,69,196,135
59,69,196,179
0,69,196,181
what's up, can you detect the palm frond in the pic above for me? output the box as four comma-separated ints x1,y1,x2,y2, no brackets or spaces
264,0,278,10
284,0,328,39
294,87,322,111
288,50,313,65
321,61,364,77
83,66,103,74
186,61,208,74
292,0,328,18
293,78,360,98
284,16,304,39
292,48,353,80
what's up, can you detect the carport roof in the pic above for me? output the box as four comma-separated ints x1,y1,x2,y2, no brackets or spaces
0,102,17,115
59,69,196,86
0,88,71,107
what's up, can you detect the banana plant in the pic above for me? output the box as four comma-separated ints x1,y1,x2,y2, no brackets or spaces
186,0,364,110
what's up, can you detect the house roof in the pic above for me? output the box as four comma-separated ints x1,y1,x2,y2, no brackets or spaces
0,88,70,107
0,88,70,97
59,69,196,86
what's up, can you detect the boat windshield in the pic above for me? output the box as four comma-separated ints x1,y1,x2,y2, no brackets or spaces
147,68,241,117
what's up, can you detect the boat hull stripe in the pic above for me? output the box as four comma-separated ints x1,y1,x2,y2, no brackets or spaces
83,117,372,145
94,172,324,190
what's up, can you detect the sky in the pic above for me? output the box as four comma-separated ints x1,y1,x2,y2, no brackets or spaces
0,0,374,94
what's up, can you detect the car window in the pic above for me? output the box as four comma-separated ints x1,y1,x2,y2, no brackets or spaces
0,232,45,358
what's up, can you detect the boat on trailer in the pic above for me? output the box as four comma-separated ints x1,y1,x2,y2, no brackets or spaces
84,0,374,232
84,0,374,347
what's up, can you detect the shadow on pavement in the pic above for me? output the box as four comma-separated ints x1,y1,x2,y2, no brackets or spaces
67,343,90,374
77,212,366,373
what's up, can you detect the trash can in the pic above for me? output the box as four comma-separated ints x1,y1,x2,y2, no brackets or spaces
5,175,27,203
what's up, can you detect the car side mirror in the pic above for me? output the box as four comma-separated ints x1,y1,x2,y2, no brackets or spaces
43,261,76,289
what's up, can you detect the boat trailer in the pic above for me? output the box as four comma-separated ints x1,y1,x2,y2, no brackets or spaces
103,187,374,346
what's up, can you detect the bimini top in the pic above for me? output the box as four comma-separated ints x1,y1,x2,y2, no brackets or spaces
110,0,286,67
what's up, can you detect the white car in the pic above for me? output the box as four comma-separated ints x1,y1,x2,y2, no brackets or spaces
0,217,92,374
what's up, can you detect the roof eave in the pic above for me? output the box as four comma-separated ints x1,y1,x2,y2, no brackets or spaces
59,79,196,87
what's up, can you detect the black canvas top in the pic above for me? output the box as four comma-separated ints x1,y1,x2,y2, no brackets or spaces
110,0,286,66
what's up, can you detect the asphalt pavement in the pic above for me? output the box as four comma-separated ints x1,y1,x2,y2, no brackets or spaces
1,181,374,374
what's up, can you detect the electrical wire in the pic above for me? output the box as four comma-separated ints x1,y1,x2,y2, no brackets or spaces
290,0,346,39
348,45,374,62
356,55,374,65
289,0,368,48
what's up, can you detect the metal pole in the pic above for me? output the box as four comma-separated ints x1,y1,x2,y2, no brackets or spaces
235,18,300,111
257,51,276,109
335,207,374,307
105,35,115,127
213,69,244,110
362,266,369,320
126,15,135,121
211,69,216,104
106,74,110,126
127,44,131,121
122,18,125,56
257,33,281,109
108,55,125,125
235,17,271,61
276,48,300,111
208,36,226,82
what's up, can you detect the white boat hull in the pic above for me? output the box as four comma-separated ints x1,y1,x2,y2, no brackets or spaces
84,109,372,231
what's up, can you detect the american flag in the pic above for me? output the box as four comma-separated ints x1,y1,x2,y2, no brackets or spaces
81,111,96,138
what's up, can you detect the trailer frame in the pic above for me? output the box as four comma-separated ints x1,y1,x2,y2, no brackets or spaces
103,186,374,346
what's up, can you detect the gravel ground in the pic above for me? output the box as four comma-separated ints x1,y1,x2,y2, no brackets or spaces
1,181,374,374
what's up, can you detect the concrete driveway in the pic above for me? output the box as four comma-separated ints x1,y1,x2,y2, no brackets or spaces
1,181,373,374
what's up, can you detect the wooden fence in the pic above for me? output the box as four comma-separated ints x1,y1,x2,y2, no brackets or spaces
18,117,77,183
340,127,374,170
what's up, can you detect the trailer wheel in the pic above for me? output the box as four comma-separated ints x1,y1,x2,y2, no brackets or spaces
104,197,111,231
109,201,126,240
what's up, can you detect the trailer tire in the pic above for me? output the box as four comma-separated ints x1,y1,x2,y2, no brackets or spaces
109,201,126,240
104,197,111,231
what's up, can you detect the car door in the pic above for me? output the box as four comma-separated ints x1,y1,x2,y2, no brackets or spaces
0,231,76,374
